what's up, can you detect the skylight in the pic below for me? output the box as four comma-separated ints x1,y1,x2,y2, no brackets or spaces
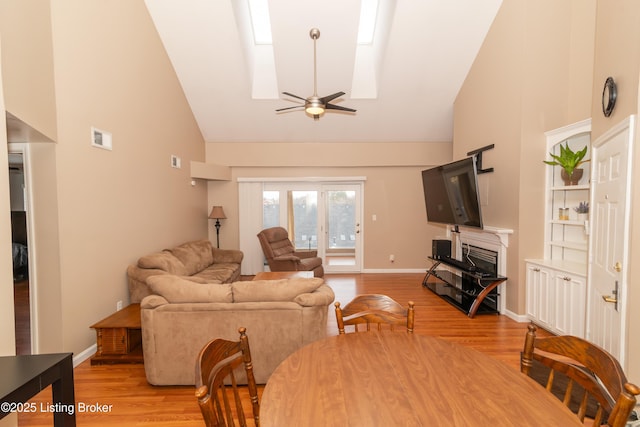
248,0,272,44
357,0,379,44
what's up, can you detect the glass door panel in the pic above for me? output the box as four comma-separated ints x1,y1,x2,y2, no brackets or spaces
262,191,280,229
290,191,318,250
324,185,362,272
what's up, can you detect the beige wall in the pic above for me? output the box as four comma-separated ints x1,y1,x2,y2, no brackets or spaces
0,0,57,140
589,0,640,384
453,0,596,315
590,0,640,140
0,0,207,357
0,35,16,358
205,142,453,269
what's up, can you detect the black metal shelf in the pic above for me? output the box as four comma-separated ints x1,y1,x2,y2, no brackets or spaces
422,258,506,317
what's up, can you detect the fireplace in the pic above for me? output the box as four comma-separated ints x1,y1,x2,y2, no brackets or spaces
462,244,498,277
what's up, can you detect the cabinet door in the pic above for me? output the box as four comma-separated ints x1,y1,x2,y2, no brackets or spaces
526,263,554,329
554,273,586,337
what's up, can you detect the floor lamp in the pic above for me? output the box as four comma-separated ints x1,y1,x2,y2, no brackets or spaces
208,206,226,248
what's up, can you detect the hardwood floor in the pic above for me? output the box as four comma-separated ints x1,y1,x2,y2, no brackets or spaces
13,278,31,355
16,273,545,426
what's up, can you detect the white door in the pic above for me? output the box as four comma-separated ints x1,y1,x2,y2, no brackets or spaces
322,184,362,273
587,115,635,366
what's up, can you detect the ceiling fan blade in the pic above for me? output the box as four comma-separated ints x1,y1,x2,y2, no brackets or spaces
282,92,308,102
276,105,304,112
319,92,345,104
325,103,356,113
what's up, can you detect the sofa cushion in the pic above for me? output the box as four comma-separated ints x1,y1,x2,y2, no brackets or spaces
232,278,324,303
147,275,232,303
169,240,214,276
138,251,187,275
193,264,240,283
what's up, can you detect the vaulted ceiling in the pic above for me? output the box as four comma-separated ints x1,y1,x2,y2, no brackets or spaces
145,0,502,144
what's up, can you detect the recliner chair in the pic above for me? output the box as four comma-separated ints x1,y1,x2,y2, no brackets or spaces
257,227,324,277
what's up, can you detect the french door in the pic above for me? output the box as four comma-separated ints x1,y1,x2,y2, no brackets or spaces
322,185,362,272
262,182,363,273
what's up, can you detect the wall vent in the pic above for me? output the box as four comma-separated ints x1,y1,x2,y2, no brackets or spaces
91,127,112,151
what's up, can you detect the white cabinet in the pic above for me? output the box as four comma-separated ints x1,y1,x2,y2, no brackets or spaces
526,261,586,337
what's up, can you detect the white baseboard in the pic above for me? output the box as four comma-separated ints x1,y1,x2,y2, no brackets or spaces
502,309,529,323
73,344,96,367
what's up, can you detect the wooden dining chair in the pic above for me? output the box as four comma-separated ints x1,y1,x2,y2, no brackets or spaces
195,327,260,427
334,294,415,334
521,323,639,427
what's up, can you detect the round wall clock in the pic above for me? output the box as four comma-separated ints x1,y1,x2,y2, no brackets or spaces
602,76,617,117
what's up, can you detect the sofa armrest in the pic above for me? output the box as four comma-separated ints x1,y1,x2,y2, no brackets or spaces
273,255,301,262
211,248,244,264
141,294,169,309
293,250,317,259
127,265,170,303
294,284,335,307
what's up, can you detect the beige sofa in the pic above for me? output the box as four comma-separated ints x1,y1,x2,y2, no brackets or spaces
140,275,335,385
127,239,243,303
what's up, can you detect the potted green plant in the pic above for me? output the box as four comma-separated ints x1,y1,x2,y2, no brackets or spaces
544,142,589,185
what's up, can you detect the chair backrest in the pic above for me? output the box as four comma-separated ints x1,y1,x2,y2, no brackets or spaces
195,327,260,427
521,323,639,427
257,227,295,261
334,294,415,334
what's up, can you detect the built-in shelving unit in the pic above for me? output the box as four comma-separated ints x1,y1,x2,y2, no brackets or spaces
525,119,591,337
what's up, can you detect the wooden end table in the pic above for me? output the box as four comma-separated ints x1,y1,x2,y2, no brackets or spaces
90,303,143,365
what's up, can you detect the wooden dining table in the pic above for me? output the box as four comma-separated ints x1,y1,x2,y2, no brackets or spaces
260,332,582,426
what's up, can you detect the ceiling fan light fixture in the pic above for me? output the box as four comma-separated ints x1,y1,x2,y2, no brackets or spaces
305,101,325,116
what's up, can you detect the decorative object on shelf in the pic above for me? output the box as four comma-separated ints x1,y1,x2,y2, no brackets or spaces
544,142,590,185
602,76,617,117
574,201,589,222
208,206,227,248
558,208,570,221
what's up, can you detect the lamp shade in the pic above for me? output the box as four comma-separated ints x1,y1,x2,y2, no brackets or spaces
208,206,226,220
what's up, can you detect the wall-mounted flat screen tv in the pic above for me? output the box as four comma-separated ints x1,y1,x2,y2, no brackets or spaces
421,156,483,229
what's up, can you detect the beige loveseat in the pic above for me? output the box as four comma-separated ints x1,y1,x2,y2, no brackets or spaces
140,275,335,385
127,239,243,303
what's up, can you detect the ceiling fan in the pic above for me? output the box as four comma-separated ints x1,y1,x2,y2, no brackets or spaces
276,28,356,121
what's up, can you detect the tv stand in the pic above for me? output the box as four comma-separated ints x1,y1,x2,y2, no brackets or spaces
422,257,507,317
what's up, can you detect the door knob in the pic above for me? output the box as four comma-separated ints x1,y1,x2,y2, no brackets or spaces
602,282,619,311
613,261,622,272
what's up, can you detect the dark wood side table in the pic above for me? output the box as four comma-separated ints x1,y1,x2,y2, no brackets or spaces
0,352,76,426
90,303,143,365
